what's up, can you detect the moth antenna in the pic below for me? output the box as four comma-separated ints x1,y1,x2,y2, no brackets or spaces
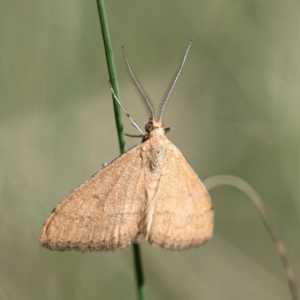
159,39,193,120
109,82,145,135
122,46,154,119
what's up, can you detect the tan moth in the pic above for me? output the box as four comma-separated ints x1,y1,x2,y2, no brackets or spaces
40,40,214,252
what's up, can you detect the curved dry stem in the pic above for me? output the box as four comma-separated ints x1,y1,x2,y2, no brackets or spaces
204,175,298,300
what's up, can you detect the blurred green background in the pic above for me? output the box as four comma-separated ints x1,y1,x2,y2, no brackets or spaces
1,1,300,299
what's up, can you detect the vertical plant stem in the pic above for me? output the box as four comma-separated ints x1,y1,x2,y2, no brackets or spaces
96,0,125,154
133,244,146,299
95,1,146,299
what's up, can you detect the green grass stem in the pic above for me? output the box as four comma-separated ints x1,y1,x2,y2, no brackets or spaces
95,1,146,299
96,0,125,154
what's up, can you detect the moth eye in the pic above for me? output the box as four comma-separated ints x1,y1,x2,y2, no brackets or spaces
145,123,153,133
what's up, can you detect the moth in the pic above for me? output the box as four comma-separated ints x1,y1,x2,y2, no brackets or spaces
40,40,214,252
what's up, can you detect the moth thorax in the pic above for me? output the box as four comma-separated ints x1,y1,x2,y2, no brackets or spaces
149,146,167,171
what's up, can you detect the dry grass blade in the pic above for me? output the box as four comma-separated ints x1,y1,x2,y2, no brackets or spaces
204,175,299,300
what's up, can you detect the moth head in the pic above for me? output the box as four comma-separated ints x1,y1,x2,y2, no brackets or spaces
145,119,165,138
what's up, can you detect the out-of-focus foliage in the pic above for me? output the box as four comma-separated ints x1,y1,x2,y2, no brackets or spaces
1,1,300,299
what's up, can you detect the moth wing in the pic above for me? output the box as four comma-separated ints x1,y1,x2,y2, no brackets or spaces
147,143,214,250
40,144,146,252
